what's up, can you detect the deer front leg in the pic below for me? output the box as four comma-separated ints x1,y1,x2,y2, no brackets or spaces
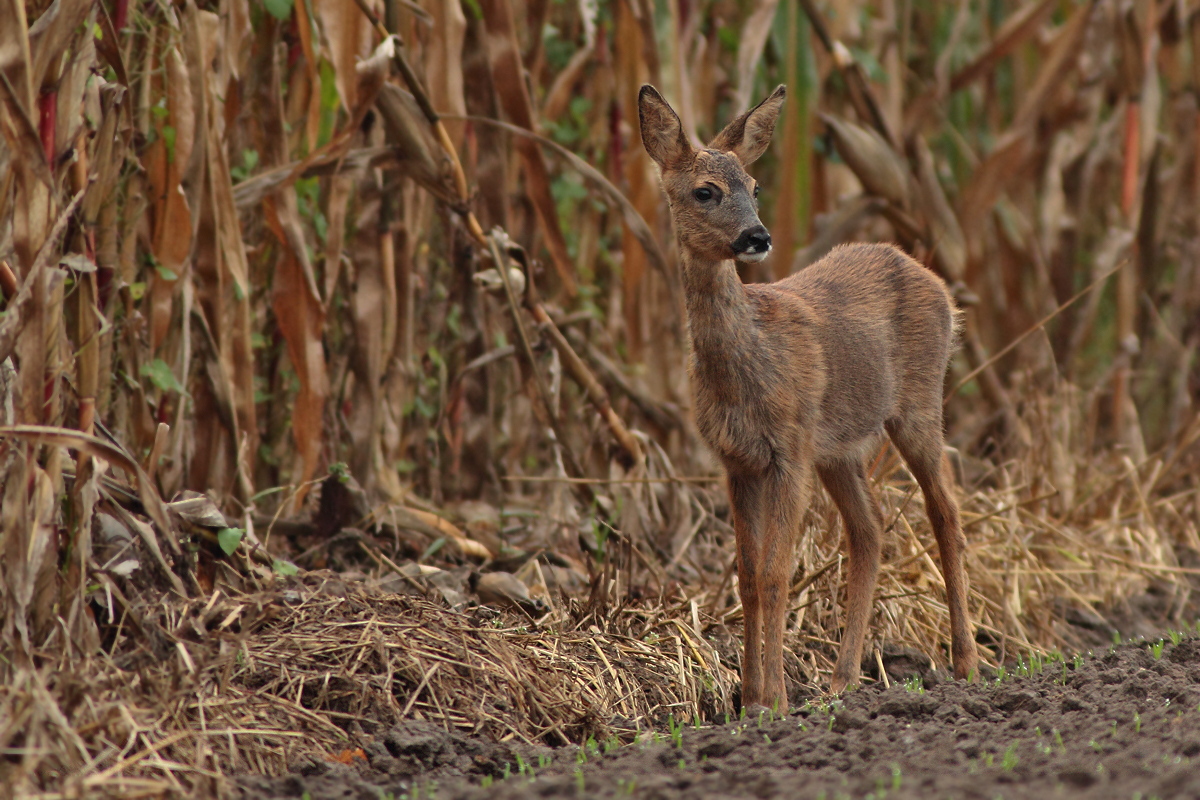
729,474,766,710
818,458,884,694
758,465,807,712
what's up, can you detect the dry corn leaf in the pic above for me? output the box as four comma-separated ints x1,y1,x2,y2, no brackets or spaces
478,0,578,296
821,114,910,209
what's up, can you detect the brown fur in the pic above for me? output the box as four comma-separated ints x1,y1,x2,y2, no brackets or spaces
639,84,978,709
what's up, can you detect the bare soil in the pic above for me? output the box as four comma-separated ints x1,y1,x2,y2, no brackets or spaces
236,636,1200,800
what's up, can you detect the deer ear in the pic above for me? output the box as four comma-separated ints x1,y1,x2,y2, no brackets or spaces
639,85,694,169
708,85,786,166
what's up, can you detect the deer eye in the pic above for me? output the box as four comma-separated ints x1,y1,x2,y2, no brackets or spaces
693,186,714,202
753,184,761,198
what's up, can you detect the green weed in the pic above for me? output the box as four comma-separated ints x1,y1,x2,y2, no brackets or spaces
1002,743,1018,771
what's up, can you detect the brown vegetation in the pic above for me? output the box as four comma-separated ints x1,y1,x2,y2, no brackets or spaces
0,0,1198,795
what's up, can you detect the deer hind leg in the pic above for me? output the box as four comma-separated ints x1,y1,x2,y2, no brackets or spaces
728,473,767,710
818,458,884,694
886,416,979,681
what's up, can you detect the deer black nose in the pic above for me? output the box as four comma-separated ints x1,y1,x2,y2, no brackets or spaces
732,226,771,256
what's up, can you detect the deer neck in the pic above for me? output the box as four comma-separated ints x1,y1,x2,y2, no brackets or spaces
679,249,758,363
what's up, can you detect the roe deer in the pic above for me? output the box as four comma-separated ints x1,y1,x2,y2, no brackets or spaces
638,84,978,710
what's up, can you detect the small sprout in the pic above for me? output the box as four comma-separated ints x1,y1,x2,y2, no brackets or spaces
1053,729,1065,754
1002,743,1018,771
575,767,585,793
1073,653,1084,670
995,665,1006,683
1134,712,1142,733
904,675,925,694
1150,640,1165,660
890,763,902,791
763,733,771,743
1170,629,1183,646
677,758,686,770
1090,739,1101,752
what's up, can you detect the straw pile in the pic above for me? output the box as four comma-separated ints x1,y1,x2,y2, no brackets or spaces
0,566,737,797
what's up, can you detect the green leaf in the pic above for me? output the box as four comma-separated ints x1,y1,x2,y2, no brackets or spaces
155,264,179,281
420,537,447,562
217,527,244,556
162,125,176,163
140,359,185,394
264,0,294,21
272,559,299,576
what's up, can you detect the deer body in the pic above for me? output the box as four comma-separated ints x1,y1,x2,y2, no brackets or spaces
640,85,978,710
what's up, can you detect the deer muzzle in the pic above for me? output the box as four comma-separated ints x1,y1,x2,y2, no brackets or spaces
732,225,771,263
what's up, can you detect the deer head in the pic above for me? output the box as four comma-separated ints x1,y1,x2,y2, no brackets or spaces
638,85,787,265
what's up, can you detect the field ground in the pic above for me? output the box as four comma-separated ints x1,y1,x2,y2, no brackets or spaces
235,633,1200,800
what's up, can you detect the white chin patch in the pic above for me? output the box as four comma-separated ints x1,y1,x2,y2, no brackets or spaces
735,249,770,264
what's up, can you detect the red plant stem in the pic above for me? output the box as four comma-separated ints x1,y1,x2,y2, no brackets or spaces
1121,101,1140,217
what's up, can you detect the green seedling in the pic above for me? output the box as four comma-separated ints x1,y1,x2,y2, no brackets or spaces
1053,729,1065,754
668,715,683,749
1002,743,1018,771
904,675,925,694
575,767,585,793
1134,711,1142,733
890,763,902,791
1150,639,1165,659
1169,629,1183,646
